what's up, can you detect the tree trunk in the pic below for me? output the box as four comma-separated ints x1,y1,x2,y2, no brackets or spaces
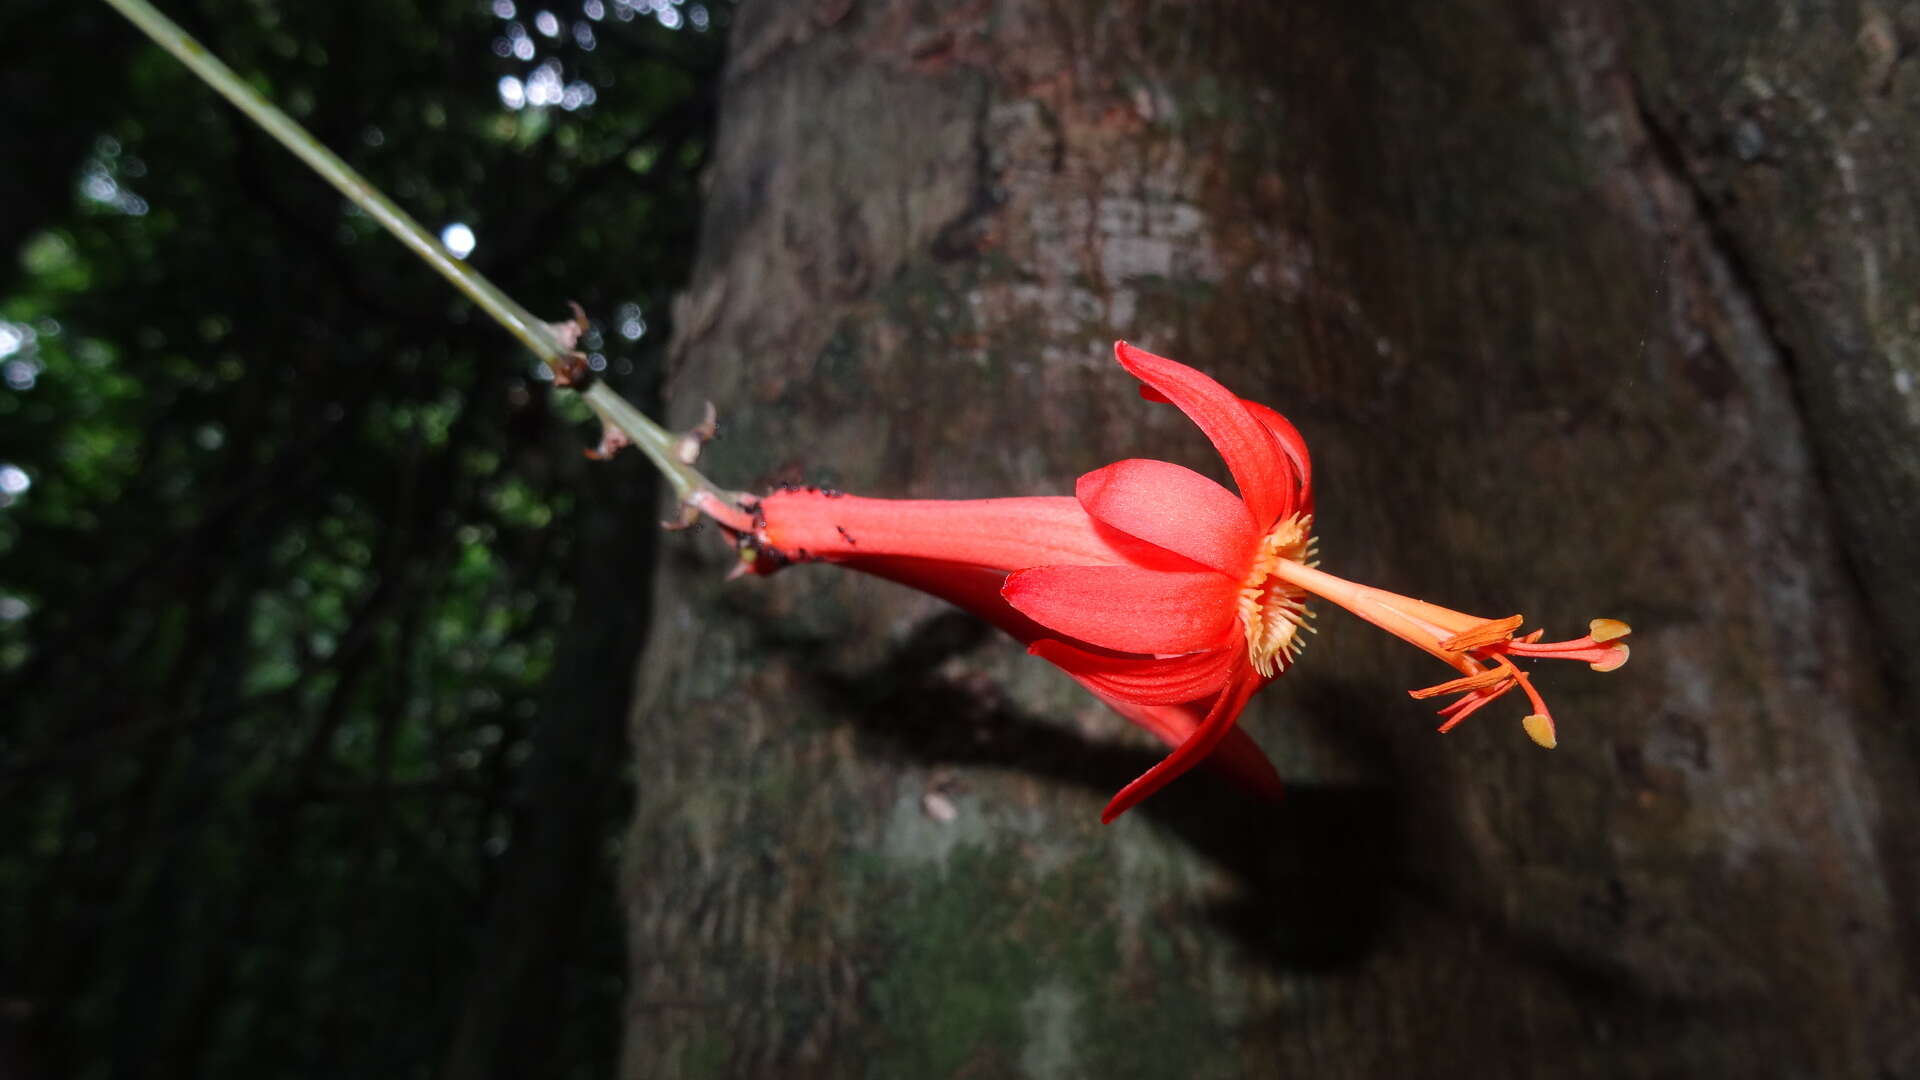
623,1,1920,1076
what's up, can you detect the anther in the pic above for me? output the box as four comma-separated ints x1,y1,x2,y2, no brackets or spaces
1522,713,1557,749
1439,615,1525,652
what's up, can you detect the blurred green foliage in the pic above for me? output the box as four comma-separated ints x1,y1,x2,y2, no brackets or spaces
0,1,722,1076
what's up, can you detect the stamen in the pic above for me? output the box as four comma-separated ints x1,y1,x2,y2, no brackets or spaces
1435,686,1506,731
1424,657,1558,746
1408,663,1509,699
1438,615,1525,651
1501,622,1632,671
1497,655,1550,720
1262,554,1629,744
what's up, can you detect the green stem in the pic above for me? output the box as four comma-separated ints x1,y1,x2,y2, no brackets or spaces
581,383,699,503
100,0,739,516
99,0,559,364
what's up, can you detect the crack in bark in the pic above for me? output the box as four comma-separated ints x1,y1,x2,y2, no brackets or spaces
1612,28,1920,1033
929,77,1002,262
1627,78,1903,708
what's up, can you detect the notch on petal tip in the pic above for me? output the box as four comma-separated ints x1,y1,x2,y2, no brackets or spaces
1523,713,1557,749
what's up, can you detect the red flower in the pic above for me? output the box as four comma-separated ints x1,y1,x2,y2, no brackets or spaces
739,343,1628,822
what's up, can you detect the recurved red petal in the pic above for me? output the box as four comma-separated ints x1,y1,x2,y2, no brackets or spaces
1101,661,1263,823
1088,692,1284,804
1238,398,1312,515
1002,563,1240,655
1115,341,1292,528
1138,387,1309,510
1075,459,1258,577
1136,389,1309,518
1029,639,1238,705
816,551,1285,811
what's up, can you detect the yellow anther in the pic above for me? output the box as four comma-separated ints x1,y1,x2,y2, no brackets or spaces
1522,713,1557,749
1588,618,1630,642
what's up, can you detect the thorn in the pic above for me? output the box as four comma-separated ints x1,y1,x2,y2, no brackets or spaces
553,349,596,389
546,303,589,352
585,423,632,461
675,401,720,464
661,503,702,531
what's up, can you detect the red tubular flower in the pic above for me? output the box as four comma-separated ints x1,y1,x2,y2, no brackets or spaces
738,342,1629,822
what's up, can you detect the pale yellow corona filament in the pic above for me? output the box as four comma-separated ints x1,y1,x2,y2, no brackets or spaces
1238,513,1317,677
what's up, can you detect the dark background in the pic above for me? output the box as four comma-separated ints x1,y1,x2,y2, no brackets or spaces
6,1,1920,1078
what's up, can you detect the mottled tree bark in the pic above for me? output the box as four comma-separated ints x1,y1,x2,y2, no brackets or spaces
622,1,1920,1076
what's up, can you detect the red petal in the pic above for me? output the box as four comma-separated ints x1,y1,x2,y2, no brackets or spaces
1090,692,1284,803
1002,564,1240,655
758,491,1181,571
1075,459,1258,577
1116,342,1294,527
1029,639,1238,705
1136,391,1310,516
1238,399,1312,515
1101,662,1263,822
802,556,1285,808
839,555,1050,643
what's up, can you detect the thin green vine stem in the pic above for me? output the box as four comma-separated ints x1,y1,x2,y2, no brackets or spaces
99,0,736,513
582,383,701,505
98,0,560,364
